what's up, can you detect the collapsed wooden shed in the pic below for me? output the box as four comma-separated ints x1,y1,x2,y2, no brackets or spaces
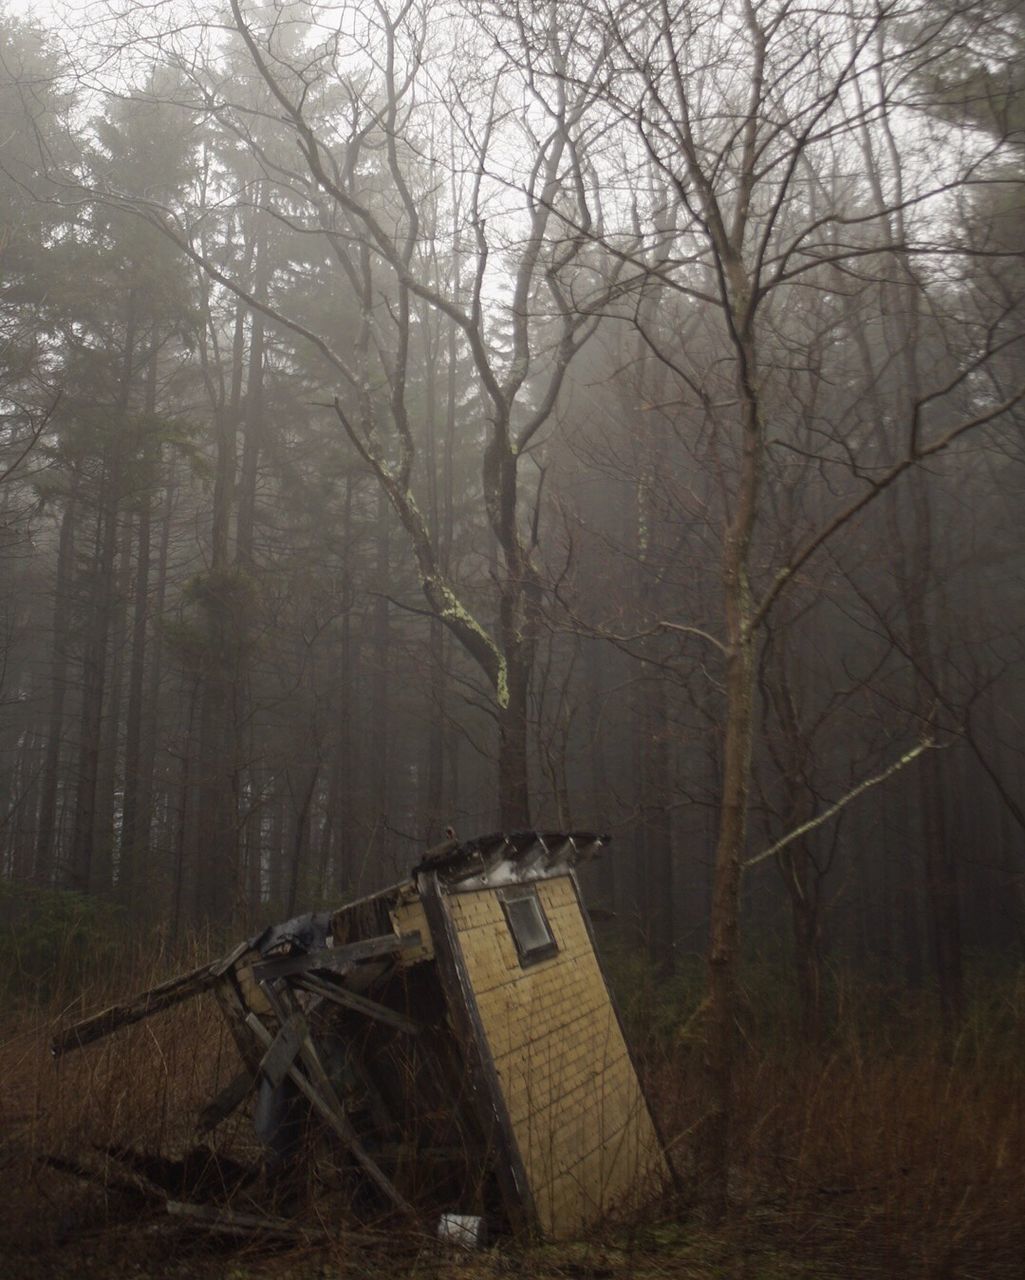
53,830,672,1240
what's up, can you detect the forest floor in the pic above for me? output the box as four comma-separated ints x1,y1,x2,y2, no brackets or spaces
4,1195,1005,1280
3,1150,1023,1280
2,946,1023,1279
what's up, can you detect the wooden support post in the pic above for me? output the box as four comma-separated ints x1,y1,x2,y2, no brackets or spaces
196,1068,256,1134
257,1012,304,1089
292,973,421,1035
213,974,264,1073
244,1002,415,1218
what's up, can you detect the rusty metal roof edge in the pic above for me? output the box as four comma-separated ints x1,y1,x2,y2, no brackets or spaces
323,830,610,923
413,829,610,892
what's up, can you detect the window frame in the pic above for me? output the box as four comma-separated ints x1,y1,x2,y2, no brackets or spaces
498,884,559,968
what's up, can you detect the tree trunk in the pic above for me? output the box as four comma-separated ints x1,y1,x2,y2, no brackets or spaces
119,353,156,903
7,729,41,880
418,300,449,843
497,643,530,829
35,488,78,885
171,675,200,942
920,741,963,1026
704,626,754,1217
193,279,252,926
69,291,138,893
68,455,121,894
637,670,673,972
213,299,245,568
136,467,174,905
583,640,614,906
286,763,321,916
902,469,963,1026
235,303,263,569
766,621,826,1040
330,474,357,895
192,639,236,924
703,326,761,1217
422,617,446,842
92,514,133,894
369,487,391,848
786,838,824,1041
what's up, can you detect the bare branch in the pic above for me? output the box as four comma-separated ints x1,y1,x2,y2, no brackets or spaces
743,740,935,873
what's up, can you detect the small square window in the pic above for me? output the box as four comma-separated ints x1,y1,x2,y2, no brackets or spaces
499,886,558,967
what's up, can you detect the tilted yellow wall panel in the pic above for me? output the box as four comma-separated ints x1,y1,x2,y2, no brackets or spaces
389,893,434,964
447,876,669,1237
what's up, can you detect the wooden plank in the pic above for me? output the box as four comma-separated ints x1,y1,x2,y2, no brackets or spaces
196,1068,256,1134
41,1152,165,1202
52,937,254,1059
275,976,401,1139
251,931,422,982
210,937,253,977
52,960,220,1058
341,1051,401,1139
166,1199,329,1241
257,1013,304,1089
164,1200,400,1245
292,973,421,1036
212,974,264,1072
244,1003,415,1218
261,980,408,1192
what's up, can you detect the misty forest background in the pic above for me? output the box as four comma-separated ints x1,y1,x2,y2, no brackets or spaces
1,0,1024,1061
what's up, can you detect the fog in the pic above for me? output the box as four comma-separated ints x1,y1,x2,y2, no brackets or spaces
2,0,1023,1061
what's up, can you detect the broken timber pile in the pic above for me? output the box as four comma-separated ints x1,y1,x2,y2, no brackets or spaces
51,831,673,1241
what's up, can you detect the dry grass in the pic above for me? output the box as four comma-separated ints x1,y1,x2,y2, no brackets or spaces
643,969,1025,1278
2,943,1023,1279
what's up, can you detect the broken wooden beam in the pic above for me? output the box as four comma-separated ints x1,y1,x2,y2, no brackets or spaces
165,1199,329,1242
292,972,421,1035
257,1011,305,1089
212,973,264,1072
196,1068,256,1134
251,930,422,982
51,939,251,1059
41,1151,166,1202
245,1000,415,1219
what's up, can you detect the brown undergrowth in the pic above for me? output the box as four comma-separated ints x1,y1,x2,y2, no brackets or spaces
1,941,1023,1279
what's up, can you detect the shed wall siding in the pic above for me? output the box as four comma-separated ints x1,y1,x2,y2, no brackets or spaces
389,891,434,963
446,876,668,1237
